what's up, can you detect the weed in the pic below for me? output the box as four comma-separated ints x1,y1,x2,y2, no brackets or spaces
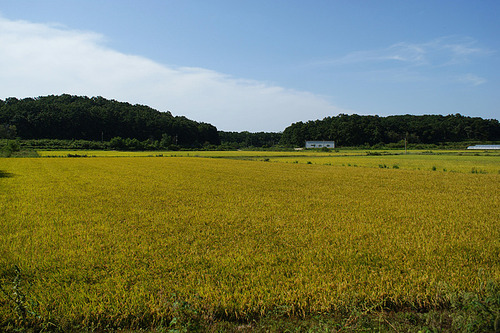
443,278,500,332
0,265,43,329
168,293,203,332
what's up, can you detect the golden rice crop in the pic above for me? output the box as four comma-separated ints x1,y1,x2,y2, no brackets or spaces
36,150,316,158
36,149,500,174
265,153,500,174
35,148,427,158
0,156,499,329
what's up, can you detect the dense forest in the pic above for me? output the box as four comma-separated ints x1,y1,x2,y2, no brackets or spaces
280,114,500,147
0,95,219,148
219,131,282,149
1,95,499,150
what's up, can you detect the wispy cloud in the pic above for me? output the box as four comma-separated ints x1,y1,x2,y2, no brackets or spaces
0,16,350,132
456,74,487,86
312,36,491,87
317,36,490,68
321,42,427,66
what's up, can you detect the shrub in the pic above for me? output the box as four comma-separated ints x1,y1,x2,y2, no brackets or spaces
1,140,21,157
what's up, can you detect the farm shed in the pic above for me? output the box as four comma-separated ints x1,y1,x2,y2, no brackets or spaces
305,141,335,149
467,145,500,150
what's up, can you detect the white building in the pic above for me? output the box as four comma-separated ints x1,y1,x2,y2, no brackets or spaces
467,145,500,150
305,141,335,149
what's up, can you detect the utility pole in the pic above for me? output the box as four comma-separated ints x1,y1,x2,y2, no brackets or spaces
405,132,408,155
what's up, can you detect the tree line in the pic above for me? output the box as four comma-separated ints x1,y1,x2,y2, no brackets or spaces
0,94,285,150
0,94,220,148
218,131,282,149
279,114,500,147
1,95,499,149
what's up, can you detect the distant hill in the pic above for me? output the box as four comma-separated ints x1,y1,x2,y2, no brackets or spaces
0,94,220,147
280,114,500,147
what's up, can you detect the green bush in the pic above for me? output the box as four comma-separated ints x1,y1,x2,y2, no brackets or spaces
1,140,21,157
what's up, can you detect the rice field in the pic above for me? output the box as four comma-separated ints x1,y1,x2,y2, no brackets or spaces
36,149,500,174
0,153,499,330
261,153,500,174
36,149,484,158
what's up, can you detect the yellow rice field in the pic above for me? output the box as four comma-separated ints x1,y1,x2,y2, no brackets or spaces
36,149,476,158
0,155,499,329
262,154,500,174
35,149,500,174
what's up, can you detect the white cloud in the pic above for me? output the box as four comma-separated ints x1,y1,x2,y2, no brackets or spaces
0,16,348,132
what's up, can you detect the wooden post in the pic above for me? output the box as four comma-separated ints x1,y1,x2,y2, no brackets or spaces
405,132,408,155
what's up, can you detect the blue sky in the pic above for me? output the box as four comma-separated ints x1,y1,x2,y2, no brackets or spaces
0,1,499,131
